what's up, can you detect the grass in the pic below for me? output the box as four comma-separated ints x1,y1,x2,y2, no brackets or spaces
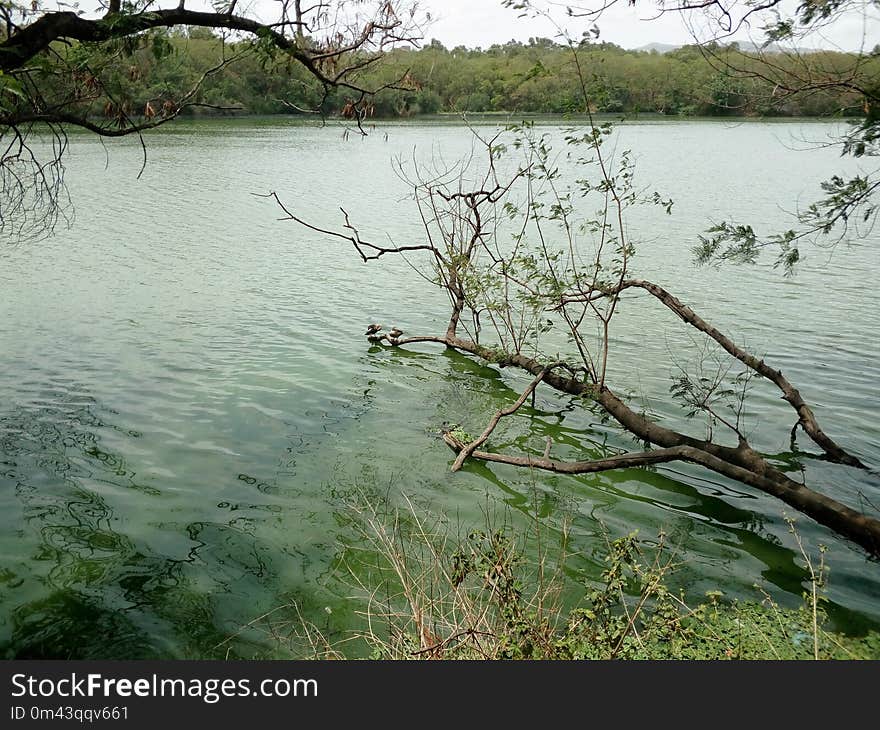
230,495,880,660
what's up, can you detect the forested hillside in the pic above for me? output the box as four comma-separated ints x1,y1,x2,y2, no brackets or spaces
88,29,871,119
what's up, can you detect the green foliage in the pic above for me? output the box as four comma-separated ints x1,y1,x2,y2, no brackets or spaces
366,526,880,660
695,171,878,274
0,71,25,114
696,222,800,275
448,427,473,443
26,31,872,121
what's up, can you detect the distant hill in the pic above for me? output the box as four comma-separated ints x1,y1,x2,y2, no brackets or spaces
633,41,822,54
634,42,680,54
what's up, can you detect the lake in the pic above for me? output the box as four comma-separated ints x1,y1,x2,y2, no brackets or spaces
1,118,878,658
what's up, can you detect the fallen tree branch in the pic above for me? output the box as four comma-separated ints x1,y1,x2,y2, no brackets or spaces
563,278,865,468
382,328,880,556
444,433,690,474
270,137,880,555
451,364,559,472
624,279,864,467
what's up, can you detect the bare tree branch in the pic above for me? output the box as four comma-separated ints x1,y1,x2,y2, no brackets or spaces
451,364,560,472
561,278,865,468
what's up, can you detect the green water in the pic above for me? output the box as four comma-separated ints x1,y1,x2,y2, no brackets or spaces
1,118,878,658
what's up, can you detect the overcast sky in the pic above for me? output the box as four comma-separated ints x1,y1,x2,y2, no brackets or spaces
421,0,695,49
417,0,878,51
78,0,876,52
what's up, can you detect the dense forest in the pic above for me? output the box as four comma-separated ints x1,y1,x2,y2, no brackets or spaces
86,28,872,120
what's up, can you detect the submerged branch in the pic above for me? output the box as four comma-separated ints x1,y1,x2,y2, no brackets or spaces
379,328,880,556
444,434,691,474
450,364,559,472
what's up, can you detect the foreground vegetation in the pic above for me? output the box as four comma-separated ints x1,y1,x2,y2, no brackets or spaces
260,501,880,660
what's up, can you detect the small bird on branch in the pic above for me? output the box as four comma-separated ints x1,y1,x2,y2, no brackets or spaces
388,327,404,339
365,323,382,336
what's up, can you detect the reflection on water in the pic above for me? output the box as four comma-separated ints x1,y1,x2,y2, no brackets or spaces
1,119,879,658
0,396,221,657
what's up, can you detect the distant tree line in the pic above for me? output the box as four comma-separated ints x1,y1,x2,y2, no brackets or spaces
119,29,871,120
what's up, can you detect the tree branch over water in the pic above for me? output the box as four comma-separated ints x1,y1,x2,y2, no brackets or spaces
0,1,425,241
508,0,880,268
273,117,880,557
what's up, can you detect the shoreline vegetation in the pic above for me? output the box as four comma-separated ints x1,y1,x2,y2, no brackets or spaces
88,29,872,123
137,111,858,127
247,500,880,660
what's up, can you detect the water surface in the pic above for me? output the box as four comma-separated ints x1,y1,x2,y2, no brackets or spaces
1,118,878,658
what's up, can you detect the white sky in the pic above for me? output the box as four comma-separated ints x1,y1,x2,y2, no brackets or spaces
67,0,880,52
417,0,878,51
422,0,693,49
